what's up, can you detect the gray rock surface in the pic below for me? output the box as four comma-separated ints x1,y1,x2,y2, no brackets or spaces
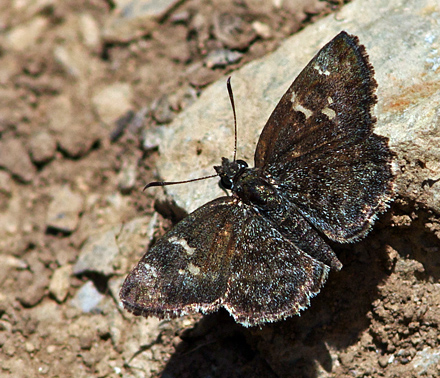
154,0,440,215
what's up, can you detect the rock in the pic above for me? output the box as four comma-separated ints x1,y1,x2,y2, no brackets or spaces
212,12,257,50
49,265,73,303
73,227,120,276
74,215,153,276
142,125,167,150
0,139,37,183
117,153,139,193
46,186,84,234
70,281,105,313
103,0,182,42
152,95,175,124
79,13,101,49
92,83,134,126
205,49,243,69
5,16,48,51
0,170,12,196
17,258,50,307
47,95,99,158
28,131,57,164
0,255,27,286
410,347,440,375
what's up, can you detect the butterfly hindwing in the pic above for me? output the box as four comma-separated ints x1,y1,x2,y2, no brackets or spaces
121,197,329,326
223,215,329,327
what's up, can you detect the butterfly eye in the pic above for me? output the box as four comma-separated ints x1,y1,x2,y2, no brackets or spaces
221,176,233,189
236,160,248,169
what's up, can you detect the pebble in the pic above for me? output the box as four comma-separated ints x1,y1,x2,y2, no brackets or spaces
0,170,12,195
28,131,57,164
79,13,101,49
0,139,37,183
103,0,182,42
142,125,167,150
46,186,84,234
152,95,174,124
5,16,48,51
212,12,256,50
92,83,134,126
70,281,105,313
73,227,119,276
0,254,27,286
378,355,389,367
49,265,72,303
17,259,50,307
205,49,243,68
47,95,99,158
117,153,139,193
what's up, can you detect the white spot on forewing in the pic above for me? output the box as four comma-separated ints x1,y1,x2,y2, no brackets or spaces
290,91,312,119
322,106,336,119
168,236,196,256
187,263,200,275
313,63,330,76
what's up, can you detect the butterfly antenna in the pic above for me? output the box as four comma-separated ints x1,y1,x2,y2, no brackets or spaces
145,77,237,191
226,77,238,162
144,174,218,191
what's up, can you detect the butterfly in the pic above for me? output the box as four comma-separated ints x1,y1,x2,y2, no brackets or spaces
120,31,395,327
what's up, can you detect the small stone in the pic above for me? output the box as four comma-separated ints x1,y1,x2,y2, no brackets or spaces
0,170,12,196
378,355,389,367
252,21,272,39
79,332,95,350
17,257,50,307
46,185,84,234
103,0,182,42
70,281,105,313
28,131,57,164
212,12,256,50
0,139,37,183
152,95,175,124
92,83,133,126
47,95,99,158
79,13,101,49
73,227,119,276
117,154,139,194
25,341,35,353
5,16,48,51
205,49,243,69
0,255,27,285
49,265,72,303
142,125,167,150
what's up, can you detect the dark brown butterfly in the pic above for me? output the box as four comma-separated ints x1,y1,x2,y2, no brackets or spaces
120,31,395,327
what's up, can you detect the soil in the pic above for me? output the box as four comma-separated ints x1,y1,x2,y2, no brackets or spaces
1,1,439,378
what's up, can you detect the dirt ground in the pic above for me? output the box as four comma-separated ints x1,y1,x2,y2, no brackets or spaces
1,1,439,377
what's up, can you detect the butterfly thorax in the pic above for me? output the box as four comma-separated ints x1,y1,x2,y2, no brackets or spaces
215,157,280,211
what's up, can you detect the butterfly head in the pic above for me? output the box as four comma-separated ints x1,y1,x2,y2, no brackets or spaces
214,157,248,190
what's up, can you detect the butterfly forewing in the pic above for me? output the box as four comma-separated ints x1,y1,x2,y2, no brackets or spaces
254,31,394,242
255,31,377,168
